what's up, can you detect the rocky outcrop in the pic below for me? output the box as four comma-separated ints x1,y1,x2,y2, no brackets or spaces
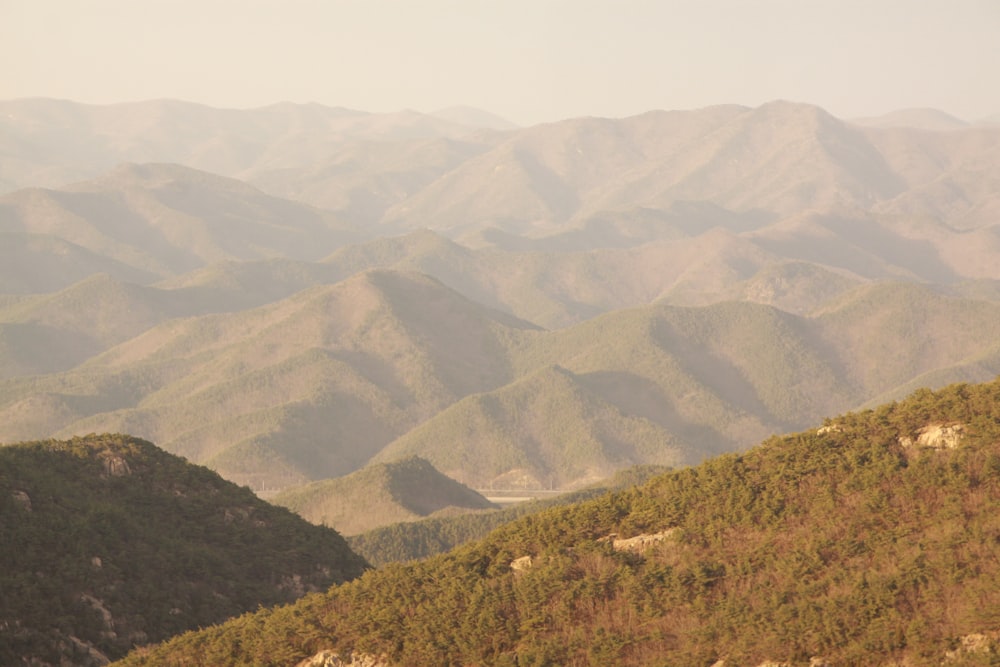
899,423,965,451
510,555,533,572
602,529,678,553
100,453,132,478
80,593,116,639
67,634,111,666
11,489,31,511
295,650,389,667
944,631,999,660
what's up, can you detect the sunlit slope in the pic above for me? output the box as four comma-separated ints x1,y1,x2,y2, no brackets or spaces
374,364,683,489
114,378,1000,667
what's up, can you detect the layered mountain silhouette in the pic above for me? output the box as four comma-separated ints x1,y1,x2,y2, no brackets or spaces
0,98,491,194
2,268,998,493
0,163,363,286
2,98,999,495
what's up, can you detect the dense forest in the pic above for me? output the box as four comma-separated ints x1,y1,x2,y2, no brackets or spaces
0,434,369,666
115,379,1000,666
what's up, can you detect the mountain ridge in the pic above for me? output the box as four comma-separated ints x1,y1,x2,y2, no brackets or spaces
4,270,998,493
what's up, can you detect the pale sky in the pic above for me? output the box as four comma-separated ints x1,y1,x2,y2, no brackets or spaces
2,0,998,125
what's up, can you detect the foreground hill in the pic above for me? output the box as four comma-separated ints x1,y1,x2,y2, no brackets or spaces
115,378,1000,666
271,456,496,536
0,434,369,666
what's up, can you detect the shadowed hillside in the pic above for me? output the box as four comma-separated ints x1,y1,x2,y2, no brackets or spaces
114,378,1000,666
271,456,496,535
0,434,368,666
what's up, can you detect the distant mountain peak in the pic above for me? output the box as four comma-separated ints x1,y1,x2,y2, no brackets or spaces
430,105,519,130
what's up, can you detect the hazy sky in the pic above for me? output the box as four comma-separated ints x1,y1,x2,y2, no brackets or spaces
3,0,998,125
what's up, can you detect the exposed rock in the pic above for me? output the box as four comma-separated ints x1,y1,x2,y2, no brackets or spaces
11,489,32,511
223,506,251,523
280,573,309,596
945,631,998,660
605,529,678,553
295,650,389,667
510,555,533,572
100,453,132,478
899,423,965,451
80,594,114,631
809,657,832,667
128,630,148,646
816,424,842,435
91,556,102,569
68,634,111,665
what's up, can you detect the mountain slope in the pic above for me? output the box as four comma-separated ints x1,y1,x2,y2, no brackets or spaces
271,456,496,535
2,274,999,494
114,378,1000,666
0,270,539,490
0,232,157,295
0,162,361,289
0,434,368,667
374,364,683,489
851,108,970,131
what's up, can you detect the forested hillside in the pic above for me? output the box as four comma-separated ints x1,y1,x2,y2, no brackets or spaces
0,434,369,666
116,378,1000,666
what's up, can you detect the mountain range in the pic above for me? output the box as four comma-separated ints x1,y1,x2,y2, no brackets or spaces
3,97,1000,665
3,268,998,493
2,97,999,494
